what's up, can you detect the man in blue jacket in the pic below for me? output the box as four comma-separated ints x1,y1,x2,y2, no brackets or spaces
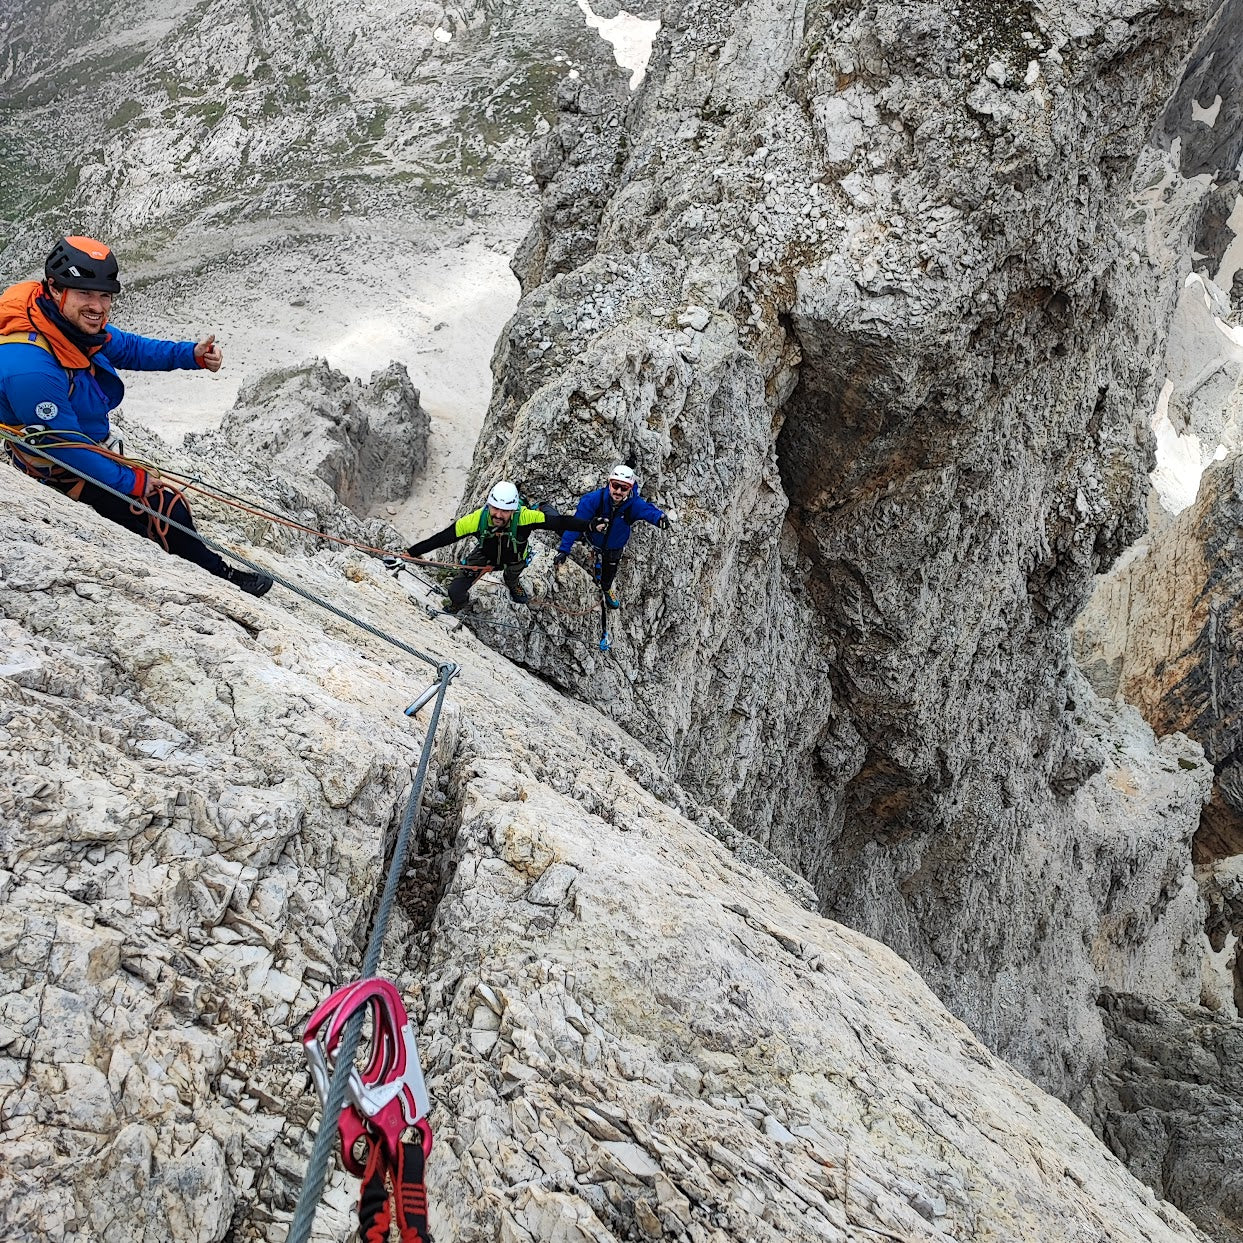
552,464,669,607
0,236,271,595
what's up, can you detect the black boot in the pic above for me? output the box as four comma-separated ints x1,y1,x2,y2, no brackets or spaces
225,565,274,597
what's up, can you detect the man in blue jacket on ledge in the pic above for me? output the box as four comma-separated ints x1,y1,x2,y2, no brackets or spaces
553,464,669,607
0,236,272,595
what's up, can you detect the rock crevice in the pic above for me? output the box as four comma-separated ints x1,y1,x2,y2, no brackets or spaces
460,0,1224,1099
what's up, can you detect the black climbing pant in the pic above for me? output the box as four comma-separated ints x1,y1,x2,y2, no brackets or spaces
68,480,232,578
446,546,524,607
594,549,623,592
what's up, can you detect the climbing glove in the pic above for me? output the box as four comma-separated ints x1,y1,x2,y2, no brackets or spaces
552,552,567,567
658,516,670,531
590,517,609,533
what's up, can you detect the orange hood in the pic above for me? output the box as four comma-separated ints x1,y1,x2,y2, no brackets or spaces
0,280,109,370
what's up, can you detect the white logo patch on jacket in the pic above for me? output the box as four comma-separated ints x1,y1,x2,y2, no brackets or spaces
34,401,58,419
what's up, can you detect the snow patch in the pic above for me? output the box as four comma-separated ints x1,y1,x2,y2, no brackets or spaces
577,0,660,90
1150,381,1213,515
1191,94,1223,127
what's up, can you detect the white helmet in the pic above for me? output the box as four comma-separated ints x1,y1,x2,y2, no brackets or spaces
607,464,636,487
486,480,521,511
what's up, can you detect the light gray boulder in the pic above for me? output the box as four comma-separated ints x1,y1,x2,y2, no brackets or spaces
208,358,430,518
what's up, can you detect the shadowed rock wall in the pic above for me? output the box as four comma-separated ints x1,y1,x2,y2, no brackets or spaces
1094,991,1243,1243
457,0,1225,1100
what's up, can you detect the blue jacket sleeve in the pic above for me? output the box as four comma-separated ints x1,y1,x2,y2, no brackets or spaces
1,364,139,493
557,492,597,554
627,494,664,525
100,327,198,372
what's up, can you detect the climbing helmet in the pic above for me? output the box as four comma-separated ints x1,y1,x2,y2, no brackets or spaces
45,236,122,293
486,480,522,511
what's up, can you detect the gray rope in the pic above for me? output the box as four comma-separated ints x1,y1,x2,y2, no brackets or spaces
1,431,442,670
285,664,453,1243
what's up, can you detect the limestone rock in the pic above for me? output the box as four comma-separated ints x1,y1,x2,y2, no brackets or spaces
462,0,1224,1099
207,358,430,517
1154,0,1243,185
1094,991,1243,1243
1074,454,1243,862
0,469,1211,1243
1159,276,1243,465
1200,853,1243,1017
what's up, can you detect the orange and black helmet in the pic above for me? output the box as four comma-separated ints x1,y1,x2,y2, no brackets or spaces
45,236,121,293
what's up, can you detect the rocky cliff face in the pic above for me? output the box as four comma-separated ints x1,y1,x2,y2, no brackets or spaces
1094,991,1243,1243
458,0,1226,1098
0,0,516,248
0,474,1213,1243
1158,275,1243,469
4,0,1242,1238
192,359,431,520
1075,454,1243,865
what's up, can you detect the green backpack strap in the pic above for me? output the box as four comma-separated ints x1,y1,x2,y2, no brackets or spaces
476,504,524,552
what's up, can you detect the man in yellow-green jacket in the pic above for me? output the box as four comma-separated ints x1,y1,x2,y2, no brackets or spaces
403,480,605,612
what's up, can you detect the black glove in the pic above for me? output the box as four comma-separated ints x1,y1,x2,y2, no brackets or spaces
658,516,670,531
552,552,567,566
590,517,609,533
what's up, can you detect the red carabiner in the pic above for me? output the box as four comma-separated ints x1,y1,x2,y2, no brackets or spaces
303,977,433,1174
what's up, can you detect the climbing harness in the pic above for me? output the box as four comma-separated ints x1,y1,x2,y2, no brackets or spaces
475,502,525,556
304,978,433,1243
2,420,189,548
1,423,89,498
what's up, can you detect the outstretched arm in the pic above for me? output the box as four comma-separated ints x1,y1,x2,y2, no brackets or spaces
557,493,597,553
628,495,665,526
539,512,597,535
99,327,199,372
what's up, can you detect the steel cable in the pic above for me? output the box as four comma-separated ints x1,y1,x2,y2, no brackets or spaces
285,666,453,1243
2,429,460,1240
0,429,443,669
